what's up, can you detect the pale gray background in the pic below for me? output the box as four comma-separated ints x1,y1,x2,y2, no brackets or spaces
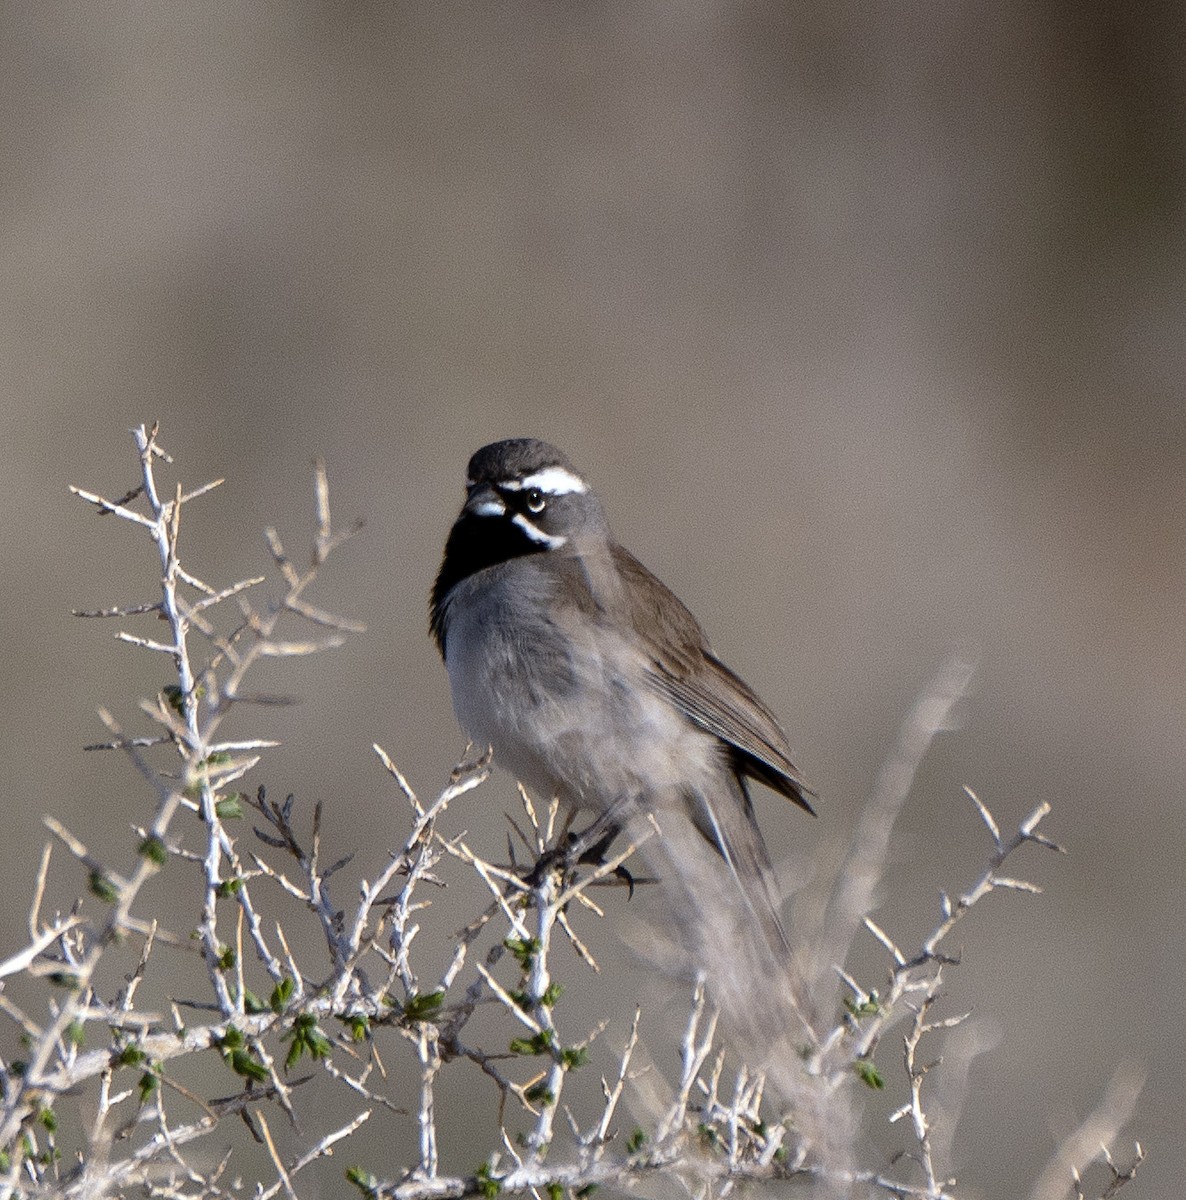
2,4,1182,1197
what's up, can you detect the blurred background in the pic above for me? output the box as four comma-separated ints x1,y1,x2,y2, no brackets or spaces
1,3,1182,1196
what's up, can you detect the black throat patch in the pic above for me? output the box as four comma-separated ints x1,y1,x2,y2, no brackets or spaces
429,511,548,656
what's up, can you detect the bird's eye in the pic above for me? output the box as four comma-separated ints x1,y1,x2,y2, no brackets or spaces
524,487,546,514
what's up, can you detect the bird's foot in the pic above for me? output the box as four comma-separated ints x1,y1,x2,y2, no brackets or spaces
527,817,637,898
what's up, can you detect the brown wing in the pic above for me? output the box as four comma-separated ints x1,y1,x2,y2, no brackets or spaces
610,545,815,814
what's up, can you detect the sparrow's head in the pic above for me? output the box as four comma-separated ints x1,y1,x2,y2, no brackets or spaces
461,438,604,549
430,439,605,653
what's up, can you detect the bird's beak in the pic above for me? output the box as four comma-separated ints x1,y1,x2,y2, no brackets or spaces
463,483,506,518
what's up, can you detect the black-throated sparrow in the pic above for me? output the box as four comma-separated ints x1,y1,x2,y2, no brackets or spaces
430,439,814,969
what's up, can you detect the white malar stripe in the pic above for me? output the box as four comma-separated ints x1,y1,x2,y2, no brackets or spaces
506,466,588,496
511,512,567,548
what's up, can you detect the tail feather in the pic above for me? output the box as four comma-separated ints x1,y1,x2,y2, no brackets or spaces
684,779,792,959
617,794,855,1185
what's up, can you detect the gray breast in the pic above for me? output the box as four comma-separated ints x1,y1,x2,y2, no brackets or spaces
442,557,719,813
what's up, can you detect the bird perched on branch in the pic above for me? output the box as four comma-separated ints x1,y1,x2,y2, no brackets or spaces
430,438,814,1017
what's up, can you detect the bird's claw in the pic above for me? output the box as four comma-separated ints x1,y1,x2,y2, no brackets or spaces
526,821,636,898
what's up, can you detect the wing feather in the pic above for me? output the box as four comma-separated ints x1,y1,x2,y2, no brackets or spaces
610,545,815,814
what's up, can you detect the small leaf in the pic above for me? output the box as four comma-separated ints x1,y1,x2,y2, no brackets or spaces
138,836,168,866
346,1166,379,1197
503,936,540,970
282,1013,332,1070
217,1025,245,1051
341,1014,369,1042
242,988,266,1015
509,1030,554,1056
229,1048,269,1082
402,990,445,1021
524,1082,554,1105
269,975,295,1013
560,1046,588,1070
475,1163,502,1198
89,871,119,903
115,1044,146,1068
843,991,882,1018
854,1059,886,1089
216,794,244,820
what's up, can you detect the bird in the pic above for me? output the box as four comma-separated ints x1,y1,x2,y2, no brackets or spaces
430,438,814,980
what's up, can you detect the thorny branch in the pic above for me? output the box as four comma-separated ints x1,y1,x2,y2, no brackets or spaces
0,427,1143,1200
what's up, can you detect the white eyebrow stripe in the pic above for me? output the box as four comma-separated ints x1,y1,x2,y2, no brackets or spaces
503,466,588,496
511,513,567,548
468,497,506,517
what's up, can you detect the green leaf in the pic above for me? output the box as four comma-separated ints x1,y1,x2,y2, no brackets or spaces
509,1030,554,1056
216,877,243,898
560,1046,587,1070
524,1081,554,1105
341,1014,369,1042
402,990,445,1021
242,988,266,1015
65,1021,85,1049
475,1163,502,1198
229,1048,269,1083
269,975,295,1013
217,1025,245,1051
843,990,882,1018
346,1166,379,1197
854,1059,886,1089
115,1044,146,1068
38,1108,57,1134
89,870,119,903
503,936,540,970
216,945,236,971
215,794,244,820
282,1013,332,1070
138,1067,160,1104
512,982,563,1010
626,1128,647,1154
138,836,168,866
